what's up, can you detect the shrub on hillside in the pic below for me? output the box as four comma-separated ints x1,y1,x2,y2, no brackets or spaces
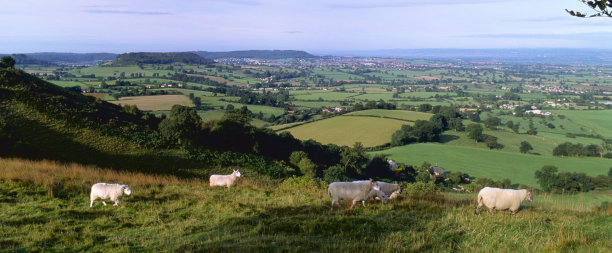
403,181,437,195
323,165,349,183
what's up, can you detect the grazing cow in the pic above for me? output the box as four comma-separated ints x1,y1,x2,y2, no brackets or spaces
209,169,241,188
328,179,380,210
475,187,533,215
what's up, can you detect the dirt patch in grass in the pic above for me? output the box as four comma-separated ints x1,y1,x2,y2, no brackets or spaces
83,93,106,100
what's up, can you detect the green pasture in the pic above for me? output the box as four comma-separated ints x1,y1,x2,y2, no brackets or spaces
290,101,343,108
439,129,602,157
372,143,610,188
352,92,395,101
290,90,356,101
311,68,363,80
551,110,612,138
280,115,408,147
345,109,433,121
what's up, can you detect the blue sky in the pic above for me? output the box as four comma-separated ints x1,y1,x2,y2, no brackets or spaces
1,0,611,53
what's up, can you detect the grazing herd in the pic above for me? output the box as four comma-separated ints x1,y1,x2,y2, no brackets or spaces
89,169,533,215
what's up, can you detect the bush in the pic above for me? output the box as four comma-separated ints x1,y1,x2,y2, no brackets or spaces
415,172,431,183
403,181,437,195
323,165,349,183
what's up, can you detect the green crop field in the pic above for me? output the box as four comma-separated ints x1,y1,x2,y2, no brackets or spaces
280,115,409,147
371,143,610,188
551,110,612,138
108,95,193,111
346,109,433,121
291,90,356,101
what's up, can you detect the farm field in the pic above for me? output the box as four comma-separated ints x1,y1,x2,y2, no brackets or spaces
0,158,610,252
108,95,193,111
345,109,432,121
438,128,603,157
551,110,612,138
281,115,409,147
371,143,611,188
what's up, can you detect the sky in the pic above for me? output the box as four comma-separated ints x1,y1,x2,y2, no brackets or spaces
1,0,612,54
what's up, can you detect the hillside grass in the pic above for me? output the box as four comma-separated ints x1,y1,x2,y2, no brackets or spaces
371,143,611,188
1,158,610,252
281,115,409,147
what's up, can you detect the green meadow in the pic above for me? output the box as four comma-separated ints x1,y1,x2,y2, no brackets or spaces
371,143,611,188
345,109,433,121
281,115,409,147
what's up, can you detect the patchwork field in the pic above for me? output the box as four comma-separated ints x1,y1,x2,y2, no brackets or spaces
280,115,409,147
108,95,193,111
345,109,433,121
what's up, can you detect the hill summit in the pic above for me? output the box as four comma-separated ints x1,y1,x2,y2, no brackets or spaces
113,52,214,65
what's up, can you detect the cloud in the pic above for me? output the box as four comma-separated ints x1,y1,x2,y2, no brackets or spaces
283,31,302,34
326,0,509,9
85,9,171,15
461,32,612,39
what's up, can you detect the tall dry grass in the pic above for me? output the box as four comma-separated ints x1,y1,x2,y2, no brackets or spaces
0,157,203,195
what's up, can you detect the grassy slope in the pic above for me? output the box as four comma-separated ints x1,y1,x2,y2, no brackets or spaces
0,68,202,175
1,158,610,252
371,143,610,188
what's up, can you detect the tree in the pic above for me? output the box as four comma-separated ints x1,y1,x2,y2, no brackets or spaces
535,165,560,192
520,141,533,154
448,117,465,132
159,105,202,147
290,151,317,178
429,114,448,131
0,56,16,68
323,165,348,183
512,122,520,134
484,135,500,149
566,0,612,18
483,117,501,129
222,109,252,126
340,142,369,178
466,123,484,142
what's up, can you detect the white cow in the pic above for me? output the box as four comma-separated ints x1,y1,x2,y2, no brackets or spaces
209,169,241,188
475,187,533,215
328,179,380,210
90,183,132,207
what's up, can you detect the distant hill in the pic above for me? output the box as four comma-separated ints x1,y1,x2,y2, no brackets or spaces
0,54,51,65
26,52,117,65
314,48,612,64
193,50,316,59
113,52,214,65
0,52,118,65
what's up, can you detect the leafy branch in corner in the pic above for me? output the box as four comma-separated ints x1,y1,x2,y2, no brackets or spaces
566,0,612,18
